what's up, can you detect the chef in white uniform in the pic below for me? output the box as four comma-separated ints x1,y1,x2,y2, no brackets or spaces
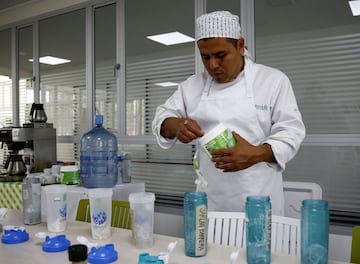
152,11,305,215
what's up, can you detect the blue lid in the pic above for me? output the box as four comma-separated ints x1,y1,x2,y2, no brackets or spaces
1,227,29,244
88,244,118,264
42,234,71,252
94,115,103,126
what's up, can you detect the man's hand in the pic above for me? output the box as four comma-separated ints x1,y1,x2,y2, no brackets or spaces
211,131,275,172
161,117,204,143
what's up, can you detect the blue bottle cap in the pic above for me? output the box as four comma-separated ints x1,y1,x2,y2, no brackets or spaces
94,115,103,126
42,234,71,252
1,226,29,244
88,244,118,264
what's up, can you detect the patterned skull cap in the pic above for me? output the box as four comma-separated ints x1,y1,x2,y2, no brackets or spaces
195,11,241,41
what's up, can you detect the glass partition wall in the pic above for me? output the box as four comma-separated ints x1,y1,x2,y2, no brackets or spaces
254,0,360,224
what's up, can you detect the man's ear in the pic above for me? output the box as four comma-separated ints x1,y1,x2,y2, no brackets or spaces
238,37,245,53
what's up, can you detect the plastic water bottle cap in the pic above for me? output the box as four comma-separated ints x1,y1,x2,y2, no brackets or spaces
94,115,103,126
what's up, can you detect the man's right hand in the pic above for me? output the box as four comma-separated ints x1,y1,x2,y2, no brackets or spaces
160,117,204,143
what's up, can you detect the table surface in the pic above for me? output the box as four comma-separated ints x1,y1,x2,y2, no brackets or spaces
0,209,350,264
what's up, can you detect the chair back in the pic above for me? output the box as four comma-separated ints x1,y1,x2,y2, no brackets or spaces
271,214,300,256
207,211,247,247
75,199,131,229
351,226,360,264
207,211,300,256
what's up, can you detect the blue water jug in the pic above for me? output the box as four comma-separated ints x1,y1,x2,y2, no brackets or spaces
246,195,271,264
301,199,329,264
80,115,118,188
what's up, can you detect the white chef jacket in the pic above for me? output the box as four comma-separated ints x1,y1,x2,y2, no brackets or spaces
152,56,305,215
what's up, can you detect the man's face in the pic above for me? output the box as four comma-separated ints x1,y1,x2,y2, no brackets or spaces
197,38,245,83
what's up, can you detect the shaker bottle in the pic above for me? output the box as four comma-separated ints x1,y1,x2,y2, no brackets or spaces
129,192,155,249
246,195,271,264
44,184,67,232
22,177,41,225
183,191,207,257
301,199,329,264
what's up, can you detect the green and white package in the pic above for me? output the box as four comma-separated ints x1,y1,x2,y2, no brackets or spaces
199,123,237,158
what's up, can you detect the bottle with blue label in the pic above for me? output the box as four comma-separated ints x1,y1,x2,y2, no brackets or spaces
80,115,118,188
183,191,207,257
301,199,329,264
246,195,271,264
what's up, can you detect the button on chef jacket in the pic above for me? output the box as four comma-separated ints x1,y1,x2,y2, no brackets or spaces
152,56,306,215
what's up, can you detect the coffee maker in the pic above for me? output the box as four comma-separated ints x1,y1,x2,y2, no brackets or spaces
0,104,57,181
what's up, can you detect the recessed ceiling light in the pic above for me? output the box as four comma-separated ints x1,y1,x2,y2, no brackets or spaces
29,56,71,65
147,32,194,46
155,82,178,87
349,0,360,16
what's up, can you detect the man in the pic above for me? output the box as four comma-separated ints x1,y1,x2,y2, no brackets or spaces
152,11,305,215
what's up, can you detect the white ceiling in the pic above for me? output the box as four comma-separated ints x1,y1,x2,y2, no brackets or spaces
0,0,358,77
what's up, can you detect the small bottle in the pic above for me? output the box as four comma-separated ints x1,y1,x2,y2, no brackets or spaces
119,152,132,183
22,177,41,225
68,244,88,264
80,115,118,188
301,199,329,264
246,195,271,264
183,192,207,257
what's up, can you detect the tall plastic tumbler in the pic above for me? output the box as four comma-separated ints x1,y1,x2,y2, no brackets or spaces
301,199,329,264
129,192,155,249
88,188,113,240
183,192,207,257
44,185,67,233
22,177,41,225
246,195,271,264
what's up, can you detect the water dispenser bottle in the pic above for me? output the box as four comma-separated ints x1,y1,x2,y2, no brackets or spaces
80,115,118,188
246,195,271,264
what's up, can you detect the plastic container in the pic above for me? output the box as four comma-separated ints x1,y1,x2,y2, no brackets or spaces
60,165,79,185
80,115,118,188
198,123,237,158
118,152,132,183
22,177,41,225
246,195,271,264
129,192,155,249
183,192,207,257
301,199,329,264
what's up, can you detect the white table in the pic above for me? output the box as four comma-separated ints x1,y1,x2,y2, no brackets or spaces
0,209,350,264
41,181,145,220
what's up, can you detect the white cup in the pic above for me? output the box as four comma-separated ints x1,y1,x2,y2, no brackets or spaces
129,192,155,249
44,185,67,233
88,188,113,240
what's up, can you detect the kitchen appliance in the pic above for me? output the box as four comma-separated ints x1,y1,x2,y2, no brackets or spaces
29,103,47,123
0,124,57,178
4,153,27,176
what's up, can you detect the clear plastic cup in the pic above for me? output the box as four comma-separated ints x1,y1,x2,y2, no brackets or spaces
88,188,113,240
129,192,155,249
44,185,67,233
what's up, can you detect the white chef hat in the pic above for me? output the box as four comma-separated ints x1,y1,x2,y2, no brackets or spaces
195,11,241,41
